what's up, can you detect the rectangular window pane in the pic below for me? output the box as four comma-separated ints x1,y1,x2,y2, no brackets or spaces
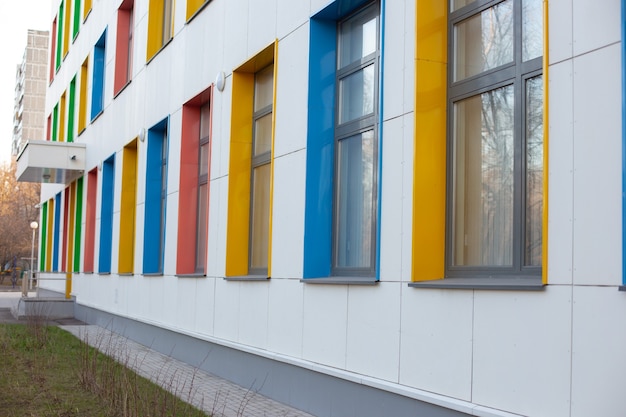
451,0,478,12
339,64,375,124
254,65,274,111
452,85,514,266
522,0,543,61
338,5,378,69
525,75,543,266
199,142,209,177
335,130,375,269
196,183,208,271
454,0,513,81
162,0,173,43
250,164,271,270
200,102,210,139
254,113,272,156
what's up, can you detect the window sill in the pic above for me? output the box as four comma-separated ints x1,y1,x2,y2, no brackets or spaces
409,277,545,291
618,286,626,292
119,273,134,277
224,275,269,281
114,79,132,99
177,273,206,278
301,277,378,285
143,273,163,277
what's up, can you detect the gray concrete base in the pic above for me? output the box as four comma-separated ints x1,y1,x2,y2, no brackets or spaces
75,303,470,417
12,289,74,320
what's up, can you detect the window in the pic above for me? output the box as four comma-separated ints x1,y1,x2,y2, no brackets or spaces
51,103,59,141
91,30,106,120
446,0,543,279
73,177,83,272
78,58,88,133
186,0,209,21
53,194,61,271
225,42,276,278
303,1,380,281
84,168,97,273
84,0,92,21
177,88,212,275
119,139,138,274
99,155,115,274
114,0,134,96
146,0,174,62
143,119,169,274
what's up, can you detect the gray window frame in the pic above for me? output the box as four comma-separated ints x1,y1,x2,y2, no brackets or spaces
195,102,210,273
445,0,543,279
331,1,380,278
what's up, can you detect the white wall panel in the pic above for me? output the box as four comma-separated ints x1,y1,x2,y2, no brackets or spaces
573,0,620,57
194,277,217,336
547,60,574,285
238,281,270,348
223,0,249,68
274,24,309,158
549,0,573,64
399,288,473,401
472,287,572,417
213,277,240,342
346,283,401,382
267,278,305,357
382,0,407,121
571,286,626,417
402,0,415,114
302,284,348,368
207,176,228,278
400,112,414,282
277,0,309,39
248,0,277,57
271,151,306,278
572,43,622,286
380,117,404,282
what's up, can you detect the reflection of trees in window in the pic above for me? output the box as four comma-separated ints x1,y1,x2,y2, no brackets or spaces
525,75,543,266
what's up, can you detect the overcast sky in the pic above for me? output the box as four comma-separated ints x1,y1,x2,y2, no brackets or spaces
0,1,51,164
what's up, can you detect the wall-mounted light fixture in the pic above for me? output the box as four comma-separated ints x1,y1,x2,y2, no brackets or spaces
215,71,225,92
138,127,146,142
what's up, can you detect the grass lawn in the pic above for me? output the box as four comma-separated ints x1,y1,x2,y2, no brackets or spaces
0,323,208,417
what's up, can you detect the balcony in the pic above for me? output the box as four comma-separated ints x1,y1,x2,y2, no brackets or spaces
16,140,86,184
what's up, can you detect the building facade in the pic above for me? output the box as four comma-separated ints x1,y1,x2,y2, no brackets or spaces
12,29,49,157
16,0,626,416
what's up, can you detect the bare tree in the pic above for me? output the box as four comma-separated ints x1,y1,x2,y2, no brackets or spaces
0,160,40,273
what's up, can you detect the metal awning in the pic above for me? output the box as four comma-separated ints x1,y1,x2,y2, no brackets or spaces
16,140,86,184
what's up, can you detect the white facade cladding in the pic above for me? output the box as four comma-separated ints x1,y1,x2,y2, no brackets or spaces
31,0,625,416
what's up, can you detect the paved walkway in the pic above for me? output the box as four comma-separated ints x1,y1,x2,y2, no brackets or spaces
61,325,315,417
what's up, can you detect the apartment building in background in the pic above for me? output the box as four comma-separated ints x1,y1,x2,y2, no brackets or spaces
15,1,626,416
12,29,49,157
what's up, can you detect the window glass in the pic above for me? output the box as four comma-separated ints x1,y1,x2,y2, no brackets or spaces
339,64,375,123
525,75,543,266
522,0,543,61
339,7,378,69
162,0,173,43
196,183,208,271
254,114,272,156
254,65,274,111
335,130,375,268
250,164,271,270
451,0,478,12
454,0,514,82
452,85,514,267
199,142,209,177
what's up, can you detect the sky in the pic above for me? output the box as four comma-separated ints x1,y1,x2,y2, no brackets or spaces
0,1,51,165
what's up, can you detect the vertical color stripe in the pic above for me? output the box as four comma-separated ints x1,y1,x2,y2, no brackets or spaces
66,182,76,298
46,199,54,272
59,92,66,142
83,0,92,20
411,1,447,281
68,77,76,142
62,189,69,271
91,30,106,120
375,0,385,280
73,0,82,39
622,0,626,285
63,0,71,57
74,177,83,272
50,18,57,81
56,5,63,71
146,0,165,61
78,58,88,133
40,202,48,271
542,0,549,285
53,193,62,271
267,41,278,277
119,140,138,273
52,104,59,141
99,156,115,273
84,169,97,272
